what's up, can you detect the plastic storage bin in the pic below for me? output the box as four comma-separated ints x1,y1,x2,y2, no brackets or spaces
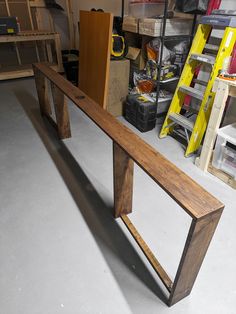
212,123,236,179
129,0,165,18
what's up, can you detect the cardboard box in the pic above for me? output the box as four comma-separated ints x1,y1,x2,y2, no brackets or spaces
139,18,192,37
123,16,139,33
107,59,130,117
125,46,146,85
126,46,145,70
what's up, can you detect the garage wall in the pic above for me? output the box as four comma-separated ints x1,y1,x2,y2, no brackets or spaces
72,0,128,17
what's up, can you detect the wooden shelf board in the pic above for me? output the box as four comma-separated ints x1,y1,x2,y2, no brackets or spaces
0,63,59,80
208,162,236,190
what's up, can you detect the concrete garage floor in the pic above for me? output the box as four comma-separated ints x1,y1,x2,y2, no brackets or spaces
0,78,236,314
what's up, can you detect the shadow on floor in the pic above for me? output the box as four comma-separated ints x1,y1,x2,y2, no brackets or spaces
15,88,168,306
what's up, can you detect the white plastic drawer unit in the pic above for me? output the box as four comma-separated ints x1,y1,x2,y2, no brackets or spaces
212,123,236,179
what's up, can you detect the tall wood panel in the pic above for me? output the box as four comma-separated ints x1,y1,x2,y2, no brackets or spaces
79,10,113,109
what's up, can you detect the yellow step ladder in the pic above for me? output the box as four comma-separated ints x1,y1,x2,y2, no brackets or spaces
159,14,236,157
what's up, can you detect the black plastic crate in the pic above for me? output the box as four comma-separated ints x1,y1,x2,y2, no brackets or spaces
125,94,157,132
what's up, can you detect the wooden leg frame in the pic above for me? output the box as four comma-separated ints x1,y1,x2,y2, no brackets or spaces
113,144,222,306
33,63,224,307
34,68,71,139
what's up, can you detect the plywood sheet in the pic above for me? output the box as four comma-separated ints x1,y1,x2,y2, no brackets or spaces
79,10,113,109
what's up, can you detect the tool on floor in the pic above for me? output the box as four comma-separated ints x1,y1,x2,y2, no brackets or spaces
159,11,236,157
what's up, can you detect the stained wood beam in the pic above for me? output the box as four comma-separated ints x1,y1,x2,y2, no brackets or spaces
32,63,224,220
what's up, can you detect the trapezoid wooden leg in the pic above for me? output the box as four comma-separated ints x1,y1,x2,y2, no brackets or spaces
33,66,52,116
113,142,134,218
51,84,71,139
168,210,223,306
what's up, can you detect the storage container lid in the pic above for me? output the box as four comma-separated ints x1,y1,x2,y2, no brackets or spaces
130,0,165,4
217,123,236,145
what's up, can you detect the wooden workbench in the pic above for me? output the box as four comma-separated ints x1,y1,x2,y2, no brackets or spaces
0,31,63,80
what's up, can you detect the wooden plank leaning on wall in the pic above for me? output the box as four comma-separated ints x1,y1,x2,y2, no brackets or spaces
79,11,113,109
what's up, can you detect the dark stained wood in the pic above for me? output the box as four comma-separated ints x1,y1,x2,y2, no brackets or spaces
51,83,71,139
169,209,223,306
33,63,225,307
34,67,51,116
121,214,173,292
32,63,224,220
113,143,134,218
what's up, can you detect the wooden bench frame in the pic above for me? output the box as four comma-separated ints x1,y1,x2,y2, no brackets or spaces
33,63,224,307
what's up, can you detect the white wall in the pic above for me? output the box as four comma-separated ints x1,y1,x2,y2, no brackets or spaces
72,0,128,18
71,0,128,48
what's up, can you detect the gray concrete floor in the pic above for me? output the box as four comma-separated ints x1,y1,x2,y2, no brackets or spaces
0,78,235,314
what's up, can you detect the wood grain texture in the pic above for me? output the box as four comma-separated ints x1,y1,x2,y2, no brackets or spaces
196,77,236,173
51,84,71,139
53,33,64,72
121,214,173,292
169,210,223,306
34,63,225,306
196,79,229,172
33,63,224,220
0,32,59,43
113,143,134,218
0,32,63,80
208,161,236,190
78,11,113,109
33,67,51,115
0,64,59,80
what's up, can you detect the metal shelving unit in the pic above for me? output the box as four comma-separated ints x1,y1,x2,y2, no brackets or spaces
155,0,169,106
155,0,196,108
123,0,197,125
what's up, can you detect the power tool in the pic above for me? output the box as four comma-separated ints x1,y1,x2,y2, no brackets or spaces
0,17,19,35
